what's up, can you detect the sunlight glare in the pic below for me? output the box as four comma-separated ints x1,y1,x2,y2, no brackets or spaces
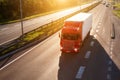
57,0,67,3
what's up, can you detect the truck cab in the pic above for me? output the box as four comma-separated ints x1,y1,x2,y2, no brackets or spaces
60,21,82,53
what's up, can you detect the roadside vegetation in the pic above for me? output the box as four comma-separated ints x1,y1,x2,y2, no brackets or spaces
0,0,94,24
0,2,100,57
113,3,120,18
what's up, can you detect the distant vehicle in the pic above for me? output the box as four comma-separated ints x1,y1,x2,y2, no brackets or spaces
59,13,92,53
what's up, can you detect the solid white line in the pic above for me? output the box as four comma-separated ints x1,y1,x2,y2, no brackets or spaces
85,51,91,59
75,66,86,79
0,40,43,71
0,29,59,70
0,37,18,46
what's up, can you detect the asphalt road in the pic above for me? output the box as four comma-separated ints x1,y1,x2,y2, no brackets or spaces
0,2,120,80
0,1,97,45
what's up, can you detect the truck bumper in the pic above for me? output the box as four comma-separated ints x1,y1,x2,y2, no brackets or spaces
60,48,80,53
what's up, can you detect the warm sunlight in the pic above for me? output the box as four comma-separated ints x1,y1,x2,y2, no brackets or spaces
57,0,67,3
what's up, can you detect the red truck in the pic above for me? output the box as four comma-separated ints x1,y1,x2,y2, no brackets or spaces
59,12,92,53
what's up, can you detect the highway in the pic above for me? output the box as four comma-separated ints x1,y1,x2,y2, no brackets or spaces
0,2,96,45
0,2,120,80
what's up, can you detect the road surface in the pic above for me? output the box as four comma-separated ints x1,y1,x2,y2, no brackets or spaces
0,2,120,80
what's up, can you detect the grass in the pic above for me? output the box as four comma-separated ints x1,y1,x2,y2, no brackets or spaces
113,3,120,18
23,31,44,41
113,10,120,18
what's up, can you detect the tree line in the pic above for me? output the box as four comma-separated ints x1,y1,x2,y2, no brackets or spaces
0,0,92,23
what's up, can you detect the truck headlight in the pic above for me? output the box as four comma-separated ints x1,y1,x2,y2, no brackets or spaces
74,48,78,52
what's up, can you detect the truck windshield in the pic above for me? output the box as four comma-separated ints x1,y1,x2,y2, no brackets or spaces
61,33,80,40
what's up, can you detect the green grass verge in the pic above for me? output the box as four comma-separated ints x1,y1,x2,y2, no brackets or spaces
113,3,120,18
113,10,120,18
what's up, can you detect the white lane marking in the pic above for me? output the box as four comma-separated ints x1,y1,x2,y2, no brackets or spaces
90,41,94,47
102,29,105,34
108,67,112,71
111,44,114,47
110,51,113,55
96,29,99,32
110,55,113,58
108,61,112,65
75,66,86,79
0,37,18,46
1,28,8,31
94,34,97,38
97,25,100,28
98,22,101,25
14,24,20,27
107,74,111,80
0,39,44,70
99,21,102,23
98,17,101,20
0,31,59,70
85,51,91,59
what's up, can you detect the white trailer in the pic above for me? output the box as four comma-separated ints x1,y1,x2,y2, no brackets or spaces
60,12,92,53
65,12,92,41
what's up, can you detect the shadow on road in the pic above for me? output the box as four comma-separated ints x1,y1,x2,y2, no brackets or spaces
58,53,80,80
57,35,120,80
57,35,92,80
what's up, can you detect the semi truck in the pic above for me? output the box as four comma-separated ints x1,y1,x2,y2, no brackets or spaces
59,12,92,53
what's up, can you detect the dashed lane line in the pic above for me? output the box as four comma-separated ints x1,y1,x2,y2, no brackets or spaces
110,55,113,59
96,29,99,32
94,34,97,38
98,22,102,25
110,51,113,55
75,66,86,79
110,47,113,51
97,25,100,28
107,74,111,80
108,67,112,72
90,41,94,47
85,51,91,59
108,61,112,65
